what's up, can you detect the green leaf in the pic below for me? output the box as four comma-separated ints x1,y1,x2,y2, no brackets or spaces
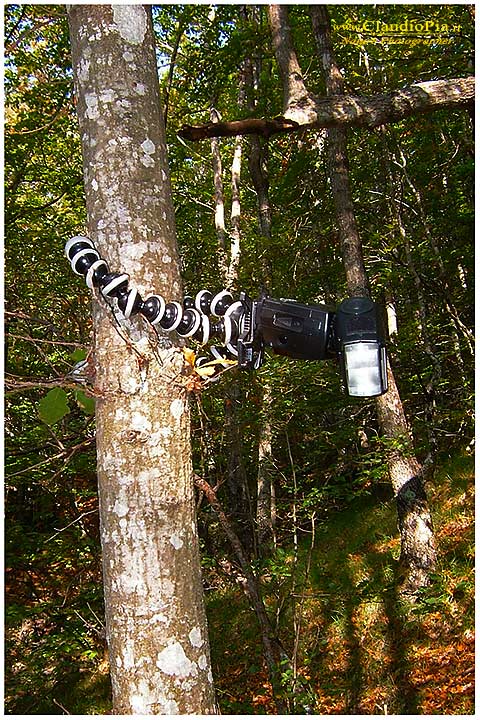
70,348,88,363
38,388,70,425
75,389,95,415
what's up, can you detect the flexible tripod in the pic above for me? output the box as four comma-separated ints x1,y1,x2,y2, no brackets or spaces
65,235,387,397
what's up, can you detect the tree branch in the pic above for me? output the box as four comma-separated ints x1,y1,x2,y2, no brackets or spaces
180,115,299,141
179,76,474,141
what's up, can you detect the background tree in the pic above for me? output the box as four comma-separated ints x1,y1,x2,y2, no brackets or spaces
308,4,436,594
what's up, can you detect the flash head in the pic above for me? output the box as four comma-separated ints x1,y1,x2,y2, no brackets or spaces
334,296,388,398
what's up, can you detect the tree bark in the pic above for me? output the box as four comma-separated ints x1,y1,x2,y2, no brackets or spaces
310,5,436,594
248,128,276,554
67,6,217,713
242,16,276,554
179,76,474,141
228,134,242,288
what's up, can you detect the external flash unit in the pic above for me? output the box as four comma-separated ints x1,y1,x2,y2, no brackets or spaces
334,296,388,398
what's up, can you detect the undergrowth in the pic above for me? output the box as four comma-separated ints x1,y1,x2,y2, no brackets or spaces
206,453,474,714
4,454,474,714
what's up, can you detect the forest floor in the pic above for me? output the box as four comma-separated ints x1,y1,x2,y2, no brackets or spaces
206,453,475,715
4,453,474,715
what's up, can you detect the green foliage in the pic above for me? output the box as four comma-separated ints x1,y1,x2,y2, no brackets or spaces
37,387,70,425
74,389,96,415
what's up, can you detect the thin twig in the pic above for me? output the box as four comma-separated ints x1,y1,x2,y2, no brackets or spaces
46,509,98,543
53,698,71,715
194,474,289,713
7,333,87,348
6,438,94,479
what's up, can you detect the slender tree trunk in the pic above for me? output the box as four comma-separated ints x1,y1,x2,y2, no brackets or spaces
67,6,217,713
216,47,253,550
195,476,288,714
310,5,436,594
248,137,276,553
228,135,242,288
267,4,318,123
209,108,228,279
241,13,277,554
256,407,275,552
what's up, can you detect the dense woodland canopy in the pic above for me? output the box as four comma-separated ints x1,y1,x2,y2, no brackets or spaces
4,4,474,715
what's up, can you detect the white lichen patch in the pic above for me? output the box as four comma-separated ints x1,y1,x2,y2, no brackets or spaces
169,533,184,550
77,58,90,83
150,612,168,625
134,82,146,95
162,698,180,714
119,517,128,532
130,677,177,714
112,5,147,45
130,691,147,714
170,398,185,421
112,498,129,517
99,88,115,104
121,240,150,272
85,92,99,120
148,427,172,450
131,412,152,433
198,654,208,670
101,450,126,471
117,98,132,112
138,468,162,484
119,374,140,395
141,138,156,155
156,641,198,678
189,626,204,648
161,578,175,596
140,155,155,169
122,640,135,670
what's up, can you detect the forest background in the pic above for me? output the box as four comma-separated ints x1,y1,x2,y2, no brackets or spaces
4,3,474,715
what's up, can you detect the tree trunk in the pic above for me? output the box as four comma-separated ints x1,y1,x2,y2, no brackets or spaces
228,135,242,288
267,4,317,122
67,6,217,713
376,367,437,592
241,24,277,554
209,108,228,279
248,131,276,554
310,5,436,594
